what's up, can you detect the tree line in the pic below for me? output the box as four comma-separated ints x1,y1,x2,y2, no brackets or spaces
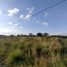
0,32,67,38
16,32,49,37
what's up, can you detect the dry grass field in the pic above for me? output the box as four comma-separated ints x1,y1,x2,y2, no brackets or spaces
0,36,67,67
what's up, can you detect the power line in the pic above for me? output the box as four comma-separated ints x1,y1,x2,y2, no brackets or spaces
16,0,66,23
31,0,66,17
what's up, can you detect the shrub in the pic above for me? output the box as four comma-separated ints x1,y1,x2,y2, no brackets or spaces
7,49,24,66
37,32,43,36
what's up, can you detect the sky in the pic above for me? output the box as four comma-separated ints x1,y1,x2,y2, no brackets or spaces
0,0,67,35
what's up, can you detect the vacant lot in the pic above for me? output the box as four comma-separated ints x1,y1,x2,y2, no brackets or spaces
0,36,67,67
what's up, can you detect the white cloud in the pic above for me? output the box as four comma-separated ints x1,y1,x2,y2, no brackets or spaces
0,10,2,14
24,7,34,20
8,8,20,16
0,27,11,35
14,23,18,26
24,14,31,20
20,7,34,20
20,14,31,20
20,15,24,19
8,22,18,26
42,22,48,26
45,13,48,17
0,25,24,35
8,22,13,25
27,7,34,14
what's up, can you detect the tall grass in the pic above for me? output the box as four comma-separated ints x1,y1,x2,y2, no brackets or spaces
0,37,67,67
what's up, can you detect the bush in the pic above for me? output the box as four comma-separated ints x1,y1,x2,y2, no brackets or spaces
7,49,23,65
37,32,43,36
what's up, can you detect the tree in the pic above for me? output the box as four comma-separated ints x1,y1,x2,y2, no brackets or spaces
17,34,20,37
43,33,49,36
10,35,14,37
29,33,33,36
37,32,43,36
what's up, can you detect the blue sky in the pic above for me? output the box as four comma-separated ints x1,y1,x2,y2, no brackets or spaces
0,0,67,35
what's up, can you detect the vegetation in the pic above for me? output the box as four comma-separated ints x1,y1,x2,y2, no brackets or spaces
0,34,67,67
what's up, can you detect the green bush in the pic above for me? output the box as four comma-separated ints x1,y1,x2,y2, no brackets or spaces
7,49,23,65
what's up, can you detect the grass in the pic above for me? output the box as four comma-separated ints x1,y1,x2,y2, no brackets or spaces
0,36,67,67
